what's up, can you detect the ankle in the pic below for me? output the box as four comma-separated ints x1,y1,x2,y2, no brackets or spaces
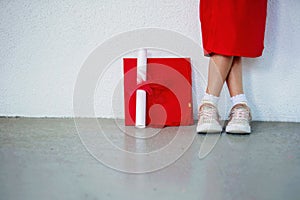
230,93,248,107
201,92,219,107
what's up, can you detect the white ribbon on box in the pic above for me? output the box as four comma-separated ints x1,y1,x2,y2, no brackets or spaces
135,49,147,128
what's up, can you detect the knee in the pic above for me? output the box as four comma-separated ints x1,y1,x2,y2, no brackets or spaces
211,53,234,62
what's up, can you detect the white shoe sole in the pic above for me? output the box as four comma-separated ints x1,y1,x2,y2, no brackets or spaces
197,123,222,133
226,124,251,134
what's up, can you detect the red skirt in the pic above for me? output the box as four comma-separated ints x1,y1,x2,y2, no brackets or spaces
200,0,267,58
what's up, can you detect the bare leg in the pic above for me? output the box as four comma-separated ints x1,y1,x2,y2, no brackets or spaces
226,56,244,97
197,54,233,133
225,57,252,134
206,54,234,96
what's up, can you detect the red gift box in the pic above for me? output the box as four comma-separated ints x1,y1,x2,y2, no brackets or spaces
123,58,193,127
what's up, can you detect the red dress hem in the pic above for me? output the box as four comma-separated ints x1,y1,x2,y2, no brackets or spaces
200,0,267,58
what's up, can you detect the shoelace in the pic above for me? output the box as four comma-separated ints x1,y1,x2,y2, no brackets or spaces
229,106,251,122
198,105,219,123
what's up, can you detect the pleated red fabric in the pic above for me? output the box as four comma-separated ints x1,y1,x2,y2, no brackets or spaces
200,0,267,58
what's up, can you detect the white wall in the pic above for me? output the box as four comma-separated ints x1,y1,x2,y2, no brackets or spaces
0,0,299,122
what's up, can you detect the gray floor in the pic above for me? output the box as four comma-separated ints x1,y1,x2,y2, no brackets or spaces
0,118,299,200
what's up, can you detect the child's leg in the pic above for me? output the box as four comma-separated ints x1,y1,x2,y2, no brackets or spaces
226,56,244,97
206,54,234,97
225,56,252,134
197,54,234,133
202,54,234,105
226,56,248,106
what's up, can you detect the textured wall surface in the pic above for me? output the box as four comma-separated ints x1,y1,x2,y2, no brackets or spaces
0,0,299,121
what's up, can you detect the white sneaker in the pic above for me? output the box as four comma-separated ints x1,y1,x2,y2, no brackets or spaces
197,101,222,133
226,103,252,134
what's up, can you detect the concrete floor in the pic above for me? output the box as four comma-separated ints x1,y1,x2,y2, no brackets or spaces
0,118,299,200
